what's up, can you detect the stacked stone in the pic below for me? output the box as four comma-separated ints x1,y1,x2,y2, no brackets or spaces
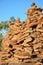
0,3,43,65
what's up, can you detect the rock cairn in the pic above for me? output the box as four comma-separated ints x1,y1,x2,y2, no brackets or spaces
0,3,43,65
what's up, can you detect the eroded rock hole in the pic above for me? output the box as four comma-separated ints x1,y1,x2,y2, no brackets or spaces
31,25,37,30
9,44,13,48
31,36,35,42
31,54,37,58
8,49,15,54
22,59,24,62
8,54,12,58
10,49,15,52
17,40,24,44
40,59,43,63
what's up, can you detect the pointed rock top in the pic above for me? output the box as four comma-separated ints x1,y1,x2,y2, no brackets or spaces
16,18,20,22
31,3,37,9
31,3,36,7
25,3,43,16
31,3,35,6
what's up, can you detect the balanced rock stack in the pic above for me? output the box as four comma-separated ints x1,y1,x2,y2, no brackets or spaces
0,3,43,65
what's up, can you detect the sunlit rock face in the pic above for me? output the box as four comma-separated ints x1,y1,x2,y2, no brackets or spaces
0,3,43,65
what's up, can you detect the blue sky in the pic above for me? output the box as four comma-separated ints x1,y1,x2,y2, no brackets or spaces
0,0,43,22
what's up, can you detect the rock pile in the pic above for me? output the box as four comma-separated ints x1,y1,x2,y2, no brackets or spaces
0,3,43,65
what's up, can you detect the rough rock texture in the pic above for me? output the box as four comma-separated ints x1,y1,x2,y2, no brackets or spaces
0,3,43,65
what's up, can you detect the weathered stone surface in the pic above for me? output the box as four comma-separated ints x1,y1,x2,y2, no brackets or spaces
0,3,43,65
14,51,29,58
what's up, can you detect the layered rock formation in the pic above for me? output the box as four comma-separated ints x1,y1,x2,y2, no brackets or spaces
0,3,43,65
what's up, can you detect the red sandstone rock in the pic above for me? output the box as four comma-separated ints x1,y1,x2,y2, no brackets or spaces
0,3,43,65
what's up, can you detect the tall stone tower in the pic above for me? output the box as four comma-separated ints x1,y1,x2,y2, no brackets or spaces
0,3,43,65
